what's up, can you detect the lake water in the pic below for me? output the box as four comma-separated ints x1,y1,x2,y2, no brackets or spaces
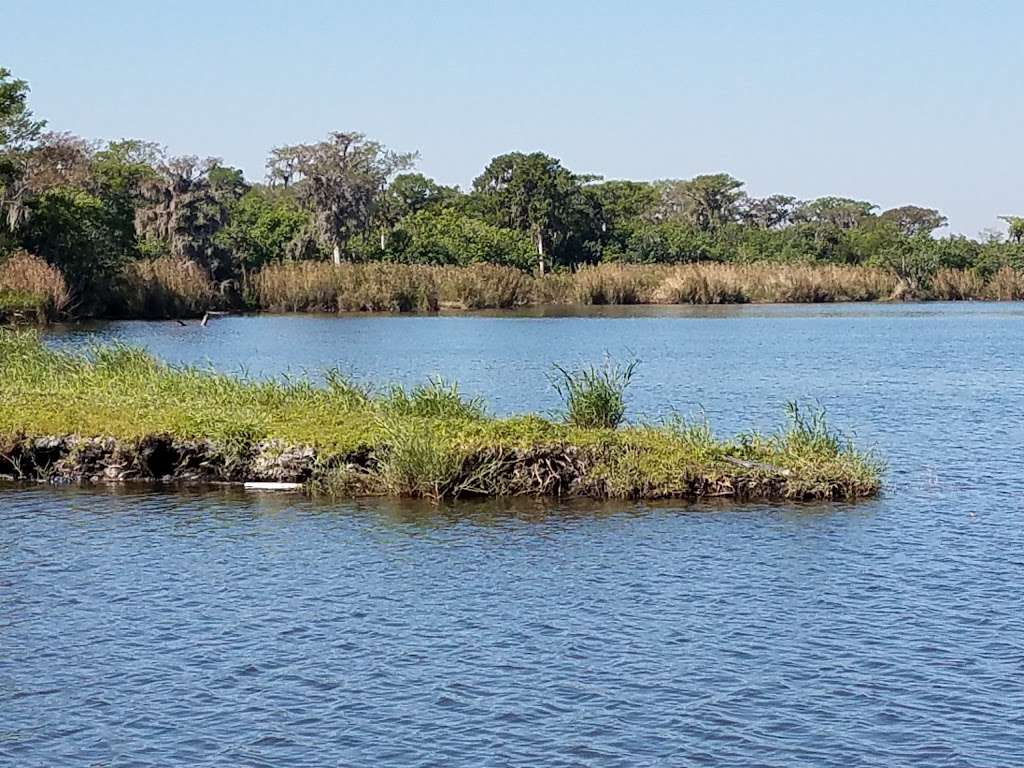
3,303,1024,766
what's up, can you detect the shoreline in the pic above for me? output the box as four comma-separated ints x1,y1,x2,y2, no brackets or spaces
0,432,878,503
6,261,1024,324
10,295,1024,328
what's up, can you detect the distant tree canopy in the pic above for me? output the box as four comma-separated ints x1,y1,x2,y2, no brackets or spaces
2,64,1023,314
0,67,44,151
880,205,948,237
471,151,598,273
0,67,46,235
1000,216,1024,244
267,132,415,264
652,174,747,231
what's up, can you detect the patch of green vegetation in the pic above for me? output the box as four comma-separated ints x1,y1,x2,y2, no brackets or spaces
0,330,883,501
0,290,47,320
380,378,486,420
550,357,638,429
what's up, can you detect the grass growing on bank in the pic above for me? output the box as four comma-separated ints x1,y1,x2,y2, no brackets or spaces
5,258,1024,323
112,256,217,319
551,358,639,429
0,251,71,322
0,331,882,501
248,261,1024,313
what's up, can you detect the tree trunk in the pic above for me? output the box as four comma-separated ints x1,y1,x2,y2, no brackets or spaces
536,231,546,276
332,243,341,265
380,228,387,251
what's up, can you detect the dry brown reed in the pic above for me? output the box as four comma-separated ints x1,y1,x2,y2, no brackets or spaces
247,260,1024,313
929,268,986,301
652,263,897,304
982,267,1024,301
251,261,440,312
570,264,667,304
116,257,216,318
0,250,71,320
652,264,747,304
437,263,533,309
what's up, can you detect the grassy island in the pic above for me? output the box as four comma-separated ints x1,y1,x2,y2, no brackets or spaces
0,331,882,502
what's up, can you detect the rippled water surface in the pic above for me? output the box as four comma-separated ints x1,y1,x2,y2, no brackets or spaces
4,303,1024,766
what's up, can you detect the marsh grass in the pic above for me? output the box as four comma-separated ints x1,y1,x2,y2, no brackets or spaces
246,261,937,314
0,330,882,501
371,415,468,500
653,264,747,304
651,263,898,303
7,258,1024,324
551,357,639,429
251,261,440,312
983,266,1024,301
115,257,216,318
571,264,664,305
662,412,722,461
438,263,533,309
0,251,71,321
381,378,486,420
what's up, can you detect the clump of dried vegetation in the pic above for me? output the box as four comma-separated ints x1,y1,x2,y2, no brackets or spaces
248,260,1024,314
0,250,71,322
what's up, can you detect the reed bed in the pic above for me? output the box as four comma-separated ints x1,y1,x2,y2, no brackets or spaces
0,331,882,501
0,251,71,322
244,260,1024,315
5,256,1023,323
436,263,534,309
981,266,1024,301
115,257,216,318
569,264,668,304
251,261,440,312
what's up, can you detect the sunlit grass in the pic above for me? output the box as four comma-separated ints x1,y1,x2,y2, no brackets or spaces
550,357,639,429
0,251,71,321
0,330,883,501
113,256,216,318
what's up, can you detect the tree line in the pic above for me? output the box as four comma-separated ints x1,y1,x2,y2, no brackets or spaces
2,66,1022,313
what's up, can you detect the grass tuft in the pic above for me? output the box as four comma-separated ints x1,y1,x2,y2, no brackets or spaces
550,357,639,430
381,378,486,420
371,415,467,500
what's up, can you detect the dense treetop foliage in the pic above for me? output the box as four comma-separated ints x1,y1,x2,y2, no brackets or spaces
0,66,1021,313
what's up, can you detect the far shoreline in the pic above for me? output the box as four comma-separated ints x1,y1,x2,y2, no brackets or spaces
22,296,1024,330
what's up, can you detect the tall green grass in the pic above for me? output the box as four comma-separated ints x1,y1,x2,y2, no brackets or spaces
551,358,639,429
380,378,486,420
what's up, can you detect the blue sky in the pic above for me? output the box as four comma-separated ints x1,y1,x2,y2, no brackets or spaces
3,0,1021,235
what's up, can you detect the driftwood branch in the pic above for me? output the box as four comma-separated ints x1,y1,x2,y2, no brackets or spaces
200,311,231,327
